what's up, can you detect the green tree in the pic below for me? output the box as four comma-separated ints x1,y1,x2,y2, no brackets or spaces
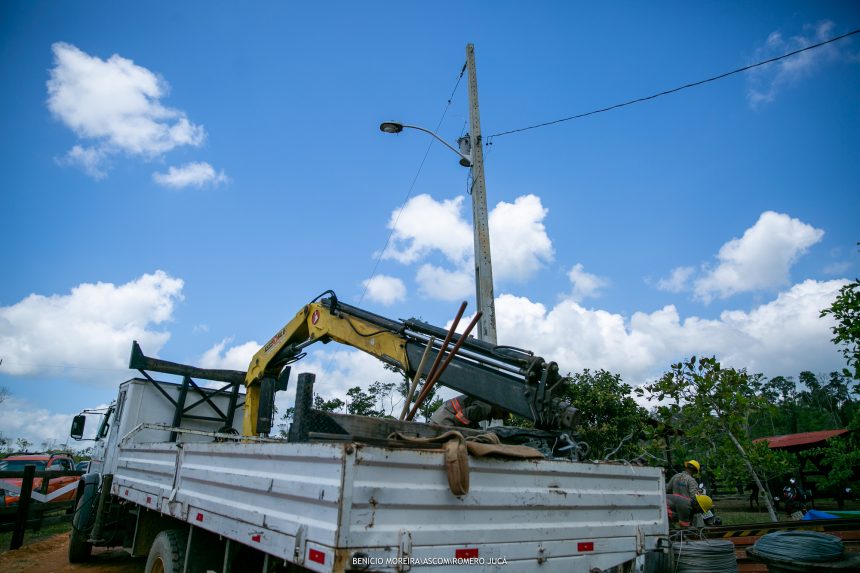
398,377,443,421
346,381,398,417
557,370,649,461
638,356,779,521
314,395,346,413
821,268,860,380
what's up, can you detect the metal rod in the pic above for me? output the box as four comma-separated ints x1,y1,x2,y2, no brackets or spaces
405,302,466,419
400,336,435,421
407,311,482,420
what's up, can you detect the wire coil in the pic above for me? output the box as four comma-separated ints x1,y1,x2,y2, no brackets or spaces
671,539,738,573
752,530,844,563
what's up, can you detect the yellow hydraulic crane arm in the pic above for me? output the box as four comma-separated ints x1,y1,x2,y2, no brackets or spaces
242,300,411,436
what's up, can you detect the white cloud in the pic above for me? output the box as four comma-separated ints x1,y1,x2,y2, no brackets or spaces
382,193,554,300
199,340,409,424
693,211,824,302
292,348,405,402
0,396,79,449
416,264,473,301
362,275,406,305
47,42,206,177
196,277,845,425
382,194,472,265
59,145,109,180
153,162,229,189
495,279,845,384
567,263,608,302
657,266,695,293
746,21,857,107
0,271,183,384
199,338,260,371
488,194,554,282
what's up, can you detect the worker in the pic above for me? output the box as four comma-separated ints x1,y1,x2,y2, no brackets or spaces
666,460,701,499
666,493,713,528
430,395,506,429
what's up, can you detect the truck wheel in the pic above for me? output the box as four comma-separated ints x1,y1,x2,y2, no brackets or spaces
68,484,97,563
68,524,92,562
145,529,189,573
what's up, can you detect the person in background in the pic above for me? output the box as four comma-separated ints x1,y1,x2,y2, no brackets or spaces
430,395,507,429
666,493,714,528
666,460,701,499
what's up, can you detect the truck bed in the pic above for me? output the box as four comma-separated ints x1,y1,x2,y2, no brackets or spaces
112,439,668,572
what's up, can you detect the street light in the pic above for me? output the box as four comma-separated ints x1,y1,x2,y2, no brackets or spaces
379,122,472,167
379,43,496,344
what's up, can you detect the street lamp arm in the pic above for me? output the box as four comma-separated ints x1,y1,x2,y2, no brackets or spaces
380,122,472,166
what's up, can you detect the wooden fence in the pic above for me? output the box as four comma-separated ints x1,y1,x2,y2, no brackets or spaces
0,465,84,550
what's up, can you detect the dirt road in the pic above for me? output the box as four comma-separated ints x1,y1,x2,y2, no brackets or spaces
0,534,144,573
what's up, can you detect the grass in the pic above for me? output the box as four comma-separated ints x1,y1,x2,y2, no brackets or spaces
715,496,860,527
0,520,71,554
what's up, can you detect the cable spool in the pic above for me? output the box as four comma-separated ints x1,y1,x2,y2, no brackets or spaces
671,539,738,572
752,530,844,563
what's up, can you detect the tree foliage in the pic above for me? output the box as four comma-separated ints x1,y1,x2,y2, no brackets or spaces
556,369,649,461
821,267,860,380
638,356,780,521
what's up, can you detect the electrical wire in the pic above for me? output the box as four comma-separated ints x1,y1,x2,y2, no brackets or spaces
752,530,844,563
671,539,738,573
487,26,860,142
320,64,466,381
356,62,467,308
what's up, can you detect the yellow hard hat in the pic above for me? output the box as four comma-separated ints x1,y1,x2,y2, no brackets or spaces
695,495,713,513
685,460,701,474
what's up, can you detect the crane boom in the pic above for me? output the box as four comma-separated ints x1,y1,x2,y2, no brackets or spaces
242,292,577,436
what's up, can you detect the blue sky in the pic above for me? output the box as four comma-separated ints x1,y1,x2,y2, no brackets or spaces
1,2,858,447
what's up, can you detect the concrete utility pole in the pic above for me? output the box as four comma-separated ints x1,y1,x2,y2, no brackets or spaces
464,43,498,344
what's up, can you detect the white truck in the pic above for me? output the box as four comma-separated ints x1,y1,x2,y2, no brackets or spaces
68,294,669,573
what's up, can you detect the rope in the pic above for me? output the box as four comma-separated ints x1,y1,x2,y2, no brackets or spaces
752,530,844,563
671,539,738,573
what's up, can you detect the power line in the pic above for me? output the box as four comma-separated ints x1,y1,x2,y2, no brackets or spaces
357,63,467,306
487,26,860,141
320,64,467,382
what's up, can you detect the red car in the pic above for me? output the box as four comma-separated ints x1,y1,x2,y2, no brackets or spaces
0,453,79,507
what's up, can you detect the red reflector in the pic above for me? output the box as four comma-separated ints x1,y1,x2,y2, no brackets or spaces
196,513,204,522
309,548,326,564
146,496,152,504
578,542,594,552
456,548,479,559
124,489,129,496
251,534,261,542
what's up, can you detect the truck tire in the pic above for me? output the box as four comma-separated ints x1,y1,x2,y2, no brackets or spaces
68,477,99,563
68,523,92,562
145,529,189,573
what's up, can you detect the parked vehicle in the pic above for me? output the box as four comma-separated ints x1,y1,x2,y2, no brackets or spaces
0,452,79,507
68,295,670,572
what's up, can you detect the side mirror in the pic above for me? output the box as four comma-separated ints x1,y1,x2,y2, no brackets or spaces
70,415,86,440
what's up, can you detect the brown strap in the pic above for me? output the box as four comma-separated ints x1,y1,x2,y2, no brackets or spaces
389,431,470,495
444,437,469,496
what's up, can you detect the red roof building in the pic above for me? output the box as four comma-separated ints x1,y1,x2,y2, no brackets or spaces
754,429,849,452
